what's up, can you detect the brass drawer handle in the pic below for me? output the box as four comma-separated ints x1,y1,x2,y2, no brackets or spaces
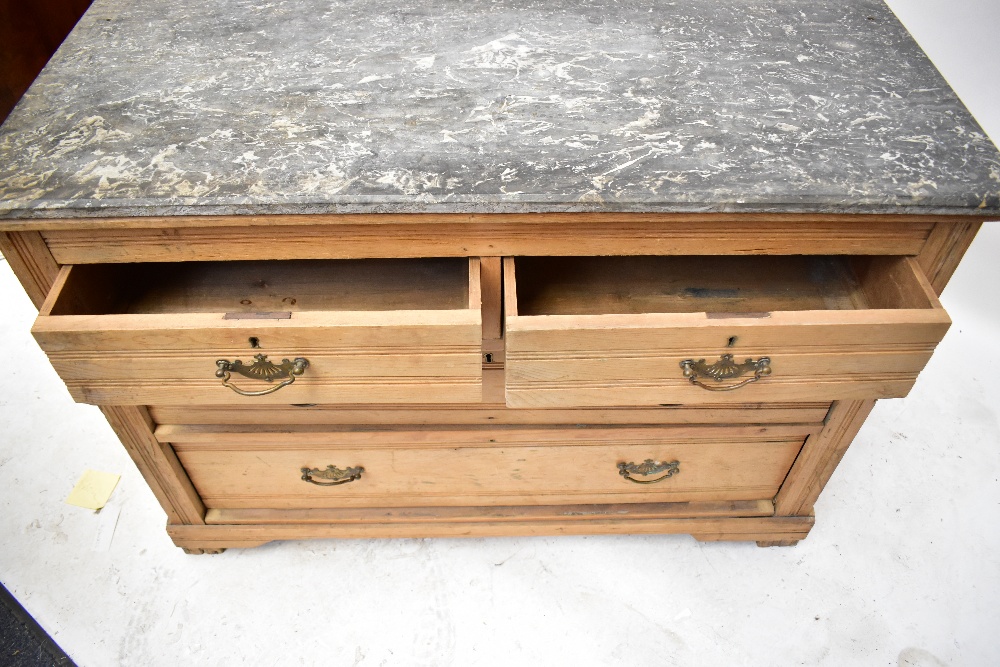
301,465,365,486
618,459,680,484
215,354,309,396
679,354,771,391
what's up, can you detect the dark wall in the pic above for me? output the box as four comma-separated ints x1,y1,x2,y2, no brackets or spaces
0,0,93,123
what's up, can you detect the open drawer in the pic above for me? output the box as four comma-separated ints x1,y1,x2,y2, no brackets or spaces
33,258,482,405
504,256,951,407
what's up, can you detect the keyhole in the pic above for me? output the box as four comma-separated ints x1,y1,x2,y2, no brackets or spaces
484,353,494,363
727,336,738,347
249,337,261,348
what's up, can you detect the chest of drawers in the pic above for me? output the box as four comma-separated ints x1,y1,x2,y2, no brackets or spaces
1,0,997,553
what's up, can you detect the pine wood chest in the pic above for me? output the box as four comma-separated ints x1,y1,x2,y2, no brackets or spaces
1,0,997,552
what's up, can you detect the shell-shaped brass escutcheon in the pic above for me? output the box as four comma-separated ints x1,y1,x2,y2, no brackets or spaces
215,354,309,396
618,459,681,484
300,465,365,486
679,353,771,391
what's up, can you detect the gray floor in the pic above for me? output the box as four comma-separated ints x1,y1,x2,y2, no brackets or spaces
2,1,999,665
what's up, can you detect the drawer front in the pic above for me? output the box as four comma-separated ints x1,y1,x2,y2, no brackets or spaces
161,425,813,509
504,256,951,407
32,259,483,405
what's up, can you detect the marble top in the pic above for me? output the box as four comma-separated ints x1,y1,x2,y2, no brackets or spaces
1,0,998,221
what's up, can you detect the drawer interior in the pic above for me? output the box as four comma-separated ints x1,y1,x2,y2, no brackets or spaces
510,255,937,316
45,258,472,315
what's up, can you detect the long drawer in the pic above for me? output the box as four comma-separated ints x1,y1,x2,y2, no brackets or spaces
157,425,818,509
32,258,483,405
504,255,951,407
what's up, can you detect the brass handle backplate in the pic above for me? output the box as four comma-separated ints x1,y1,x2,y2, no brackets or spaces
215,354,309,396
618,459,680,484
679,353,771,391
301,465,365,486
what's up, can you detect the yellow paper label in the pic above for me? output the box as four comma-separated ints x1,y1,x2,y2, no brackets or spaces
66,470,121,510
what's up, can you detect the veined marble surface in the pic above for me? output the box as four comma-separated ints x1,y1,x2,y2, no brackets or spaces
0,0,998,220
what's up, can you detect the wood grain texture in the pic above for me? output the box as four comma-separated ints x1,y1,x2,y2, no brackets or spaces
468,257,481,311
755,540,800,547
166,514,814,546
156,422,817,446
37,264,72,315
205,500,776,524
917,220,985,294
148,402,833,426
480,256,502,339
503,256,518,318
506,255,950,407
513,256,871,315
853,257,942,310
45,258,472,314
0,231,60,308
773,399,877,516
99,405,205,524
52,374,482,406
36,314,482,404
46,349,481,380
34,310,481,350
506,316,949,406
36,216,939,263
7,210,984,550
162,425,812,509
33,260,483,405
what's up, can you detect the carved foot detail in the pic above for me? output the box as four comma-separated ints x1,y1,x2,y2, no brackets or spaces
182,547,227,555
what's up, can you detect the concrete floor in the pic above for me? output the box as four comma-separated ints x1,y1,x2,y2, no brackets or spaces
1,1,999,665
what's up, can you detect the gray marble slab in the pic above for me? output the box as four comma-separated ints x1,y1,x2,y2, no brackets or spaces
1,0,998,221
